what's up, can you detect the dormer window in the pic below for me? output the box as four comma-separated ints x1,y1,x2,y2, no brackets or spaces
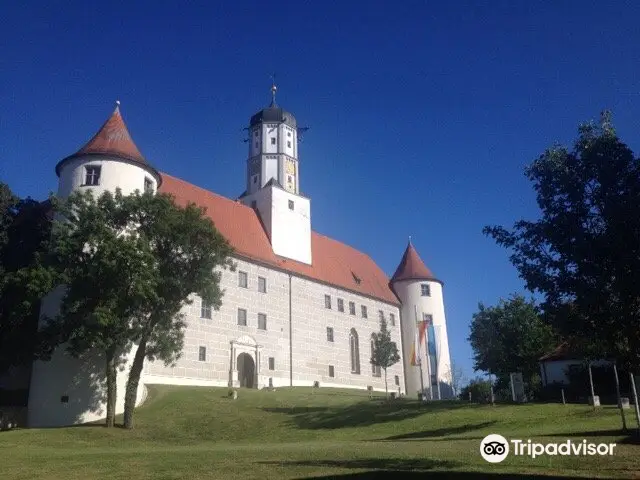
85,166,101,186
144,177,153,193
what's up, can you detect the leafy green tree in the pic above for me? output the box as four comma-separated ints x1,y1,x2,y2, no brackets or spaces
459,377,492,403
0,183,57,372
43,189,158,427
483,111,640,373
468,294,557,386
116,192,233,429
370,316,401,396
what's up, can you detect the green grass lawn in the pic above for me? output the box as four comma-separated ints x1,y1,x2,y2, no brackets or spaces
1,385,639,479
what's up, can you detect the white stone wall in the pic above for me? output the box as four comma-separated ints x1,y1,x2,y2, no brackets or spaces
290,276,404,393
539,359,612,386
57,155,160,199
27,286,146,427
270,187,312,265
393,279,453,399
145,257,405,394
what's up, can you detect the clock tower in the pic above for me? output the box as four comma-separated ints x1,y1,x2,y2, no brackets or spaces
240,84,312,265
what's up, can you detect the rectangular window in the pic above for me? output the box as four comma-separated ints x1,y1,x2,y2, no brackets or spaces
423,313,433,325
239,271,248,288
287,141,291,148
361,305,368,318
390,313,396,326
326,327,334,342
258,276,267,293
329,365,335,377
395,375,400,386
85,166,101,186
269,357,275,370
324,294,331,309
287,131,291,137
237,308,247,326
271,137,276,145
421,284,431,297
258,313,267,330
199,346,206,362
144,177,153,193
201,300,212,319
288,200,294,210
349,301,356,315
337,298,344,312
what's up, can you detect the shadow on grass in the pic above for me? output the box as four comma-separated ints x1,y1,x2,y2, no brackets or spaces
377,421,497,441
544,429,640,444
261,458,459,472
263,400,470,430
266,458,592,479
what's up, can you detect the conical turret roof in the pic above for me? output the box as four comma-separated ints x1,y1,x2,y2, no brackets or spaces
391,240,438,283
56,103,157,179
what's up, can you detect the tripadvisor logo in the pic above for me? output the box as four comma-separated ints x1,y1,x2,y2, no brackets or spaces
480,434,616,463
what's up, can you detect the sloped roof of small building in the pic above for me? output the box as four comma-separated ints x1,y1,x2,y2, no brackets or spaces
390,241,439,284
158,173,400,305
539,342,577,362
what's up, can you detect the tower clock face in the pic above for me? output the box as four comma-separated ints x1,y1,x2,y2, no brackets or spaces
285,160,296,175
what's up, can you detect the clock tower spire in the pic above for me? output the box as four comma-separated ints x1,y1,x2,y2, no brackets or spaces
240,84,312,265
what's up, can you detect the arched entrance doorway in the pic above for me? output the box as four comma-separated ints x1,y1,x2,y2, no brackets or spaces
237,352,255,388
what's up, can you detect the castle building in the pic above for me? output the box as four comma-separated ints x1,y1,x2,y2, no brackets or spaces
26,89,453,427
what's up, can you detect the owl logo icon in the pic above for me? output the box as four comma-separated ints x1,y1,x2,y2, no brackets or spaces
480,434,510,463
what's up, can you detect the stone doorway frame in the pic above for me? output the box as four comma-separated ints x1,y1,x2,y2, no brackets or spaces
228,335,261,388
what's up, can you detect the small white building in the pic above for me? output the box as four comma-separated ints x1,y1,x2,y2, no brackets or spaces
26,89,455,427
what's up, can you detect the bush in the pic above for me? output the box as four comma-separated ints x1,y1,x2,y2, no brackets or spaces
460,378,492,403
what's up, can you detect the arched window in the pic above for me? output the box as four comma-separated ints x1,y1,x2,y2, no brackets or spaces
350,328,360,374
371,334,381,377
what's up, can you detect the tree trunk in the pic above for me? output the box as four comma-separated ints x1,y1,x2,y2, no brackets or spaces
630,372,640,436
613,363,627,432
588,362,596,409
105,347,118,428
384,369,388,398
123,333,149,429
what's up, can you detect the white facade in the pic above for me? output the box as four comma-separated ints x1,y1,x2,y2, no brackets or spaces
392,279,453,399
57,155,160,199
144,257,405,393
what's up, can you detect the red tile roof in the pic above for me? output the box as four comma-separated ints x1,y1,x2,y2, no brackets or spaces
390,241,438,283
56,104,155,177
158,173,400,306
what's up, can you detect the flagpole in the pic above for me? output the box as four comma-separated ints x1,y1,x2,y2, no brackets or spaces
434,325,441,400
414,305,425,397
424,317,433,400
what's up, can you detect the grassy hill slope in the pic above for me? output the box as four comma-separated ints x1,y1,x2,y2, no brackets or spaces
0,385,638,479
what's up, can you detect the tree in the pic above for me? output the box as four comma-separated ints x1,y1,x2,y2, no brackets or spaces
0,183,57,372
43,189,158,427
119,191,233,429
483,111,640,374
459,377,492,403
370,316,401,397
468,294,557,388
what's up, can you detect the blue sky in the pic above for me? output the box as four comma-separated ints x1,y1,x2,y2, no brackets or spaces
2,1,640,382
